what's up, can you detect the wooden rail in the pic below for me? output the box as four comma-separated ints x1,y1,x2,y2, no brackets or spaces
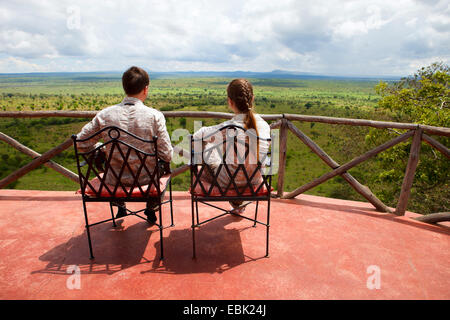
0,111,449,219
1,111,449,136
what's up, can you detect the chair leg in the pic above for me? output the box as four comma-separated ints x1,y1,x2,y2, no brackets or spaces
195,200,199,225
158,206,164,260
191,198,196,259
265,199,271,257
82,200,94,259
253,201,259,227
109,202,117,228
169,180,174,227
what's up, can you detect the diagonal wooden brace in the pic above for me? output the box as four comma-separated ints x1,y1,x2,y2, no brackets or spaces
0,131,78,183
422,133,450,159
286,121,393,212
0,137,73,189
282,129,415,200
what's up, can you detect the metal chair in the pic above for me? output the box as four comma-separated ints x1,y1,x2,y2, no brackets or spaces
189,124,273,258
72,126,173,260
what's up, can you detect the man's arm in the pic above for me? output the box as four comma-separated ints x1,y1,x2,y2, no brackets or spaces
155,113,173,163
76,115,102,153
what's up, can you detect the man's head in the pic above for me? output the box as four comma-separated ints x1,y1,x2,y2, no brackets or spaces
122,66,149,101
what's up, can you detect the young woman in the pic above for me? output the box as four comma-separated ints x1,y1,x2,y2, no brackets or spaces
193,78,271,213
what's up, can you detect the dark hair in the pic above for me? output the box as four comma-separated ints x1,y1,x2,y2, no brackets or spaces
227,78,259,159
122,66,149,95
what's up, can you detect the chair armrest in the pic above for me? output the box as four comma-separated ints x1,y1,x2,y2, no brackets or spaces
158,160,171,175
79,143,106,172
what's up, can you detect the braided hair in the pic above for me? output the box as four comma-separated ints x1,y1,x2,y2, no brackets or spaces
227,79,258,134
227,78,259,160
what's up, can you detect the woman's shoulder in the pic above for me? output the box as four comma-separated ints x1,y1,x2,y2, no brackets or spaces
253,113,266,121
193,121,228,138
254,113,270,127
253,113,270,138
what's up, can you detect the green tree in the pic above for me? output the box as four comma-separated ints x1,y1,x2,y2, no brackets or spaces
366,62,449,214
375,62,449,126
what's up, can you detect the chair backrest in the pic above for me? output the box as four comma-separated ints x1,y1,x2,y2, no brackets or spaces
72,126,162,199
190,124,272,198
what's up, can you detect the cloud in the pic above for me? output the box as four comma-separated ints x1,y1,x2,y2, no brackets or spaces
0,56,47,72
0,30,57,58
0,0,448,76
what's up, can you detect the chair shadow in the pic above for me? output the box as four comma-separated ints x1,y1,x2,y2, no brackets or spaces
32,211,264,276
144,214,266,275
32,219,155,275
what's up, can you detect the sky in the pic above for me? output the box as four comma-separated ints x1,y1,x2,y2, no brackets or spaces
0,0,448,76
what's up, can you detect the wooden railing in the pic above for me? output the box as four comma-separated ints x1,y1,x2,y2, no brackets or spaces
0,111,449,219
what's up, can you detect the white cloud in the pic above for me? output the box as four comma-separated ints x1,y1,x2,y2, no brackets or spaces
0,0,448,76
0,57,47,72
0,30,57,58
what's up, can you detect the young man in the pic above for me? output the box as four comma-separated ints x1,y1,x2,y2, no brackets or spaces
76,66,173,223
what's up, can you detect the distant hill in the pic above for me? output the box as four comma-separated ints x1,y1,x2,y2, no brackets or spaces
0,70,400,82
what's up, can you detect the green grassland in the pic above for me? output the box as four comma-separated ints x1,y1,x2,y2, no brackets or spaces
0,73,428,212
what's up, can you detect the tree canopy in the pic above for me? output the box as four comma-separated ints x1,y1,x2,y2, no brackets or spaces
375,62,449,128
367,62,449,214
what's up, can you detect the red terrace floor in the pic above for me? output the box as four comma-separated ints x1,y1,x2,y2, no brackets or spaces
0,189,449,300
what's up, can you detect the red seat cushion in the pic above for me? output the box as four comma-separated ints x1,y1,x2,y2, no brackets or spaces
77,174,170,198
189,179,271,197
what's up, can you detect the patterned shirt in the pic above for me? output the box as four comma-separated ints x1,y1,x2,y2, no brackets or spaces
76,96,173,186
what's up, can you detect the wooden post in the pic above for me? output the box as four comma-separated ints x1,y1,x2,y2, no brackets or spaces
0,138,73,189
286,121,392,212
395,128,423,216
283,130,415,199
276,118,288,197
0,132,79,183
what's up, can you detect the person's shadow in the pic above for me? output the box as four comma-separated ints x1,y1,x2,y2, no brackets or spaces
32,220,155,275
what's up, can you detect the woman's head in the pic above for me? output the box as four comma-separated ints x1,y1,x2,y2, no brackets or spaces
227,79,258,133
227,78,254,114
227,79,259,158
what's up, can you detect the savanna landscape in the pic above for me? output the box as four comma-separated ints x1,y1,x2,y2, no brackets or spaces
0,65,448,214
